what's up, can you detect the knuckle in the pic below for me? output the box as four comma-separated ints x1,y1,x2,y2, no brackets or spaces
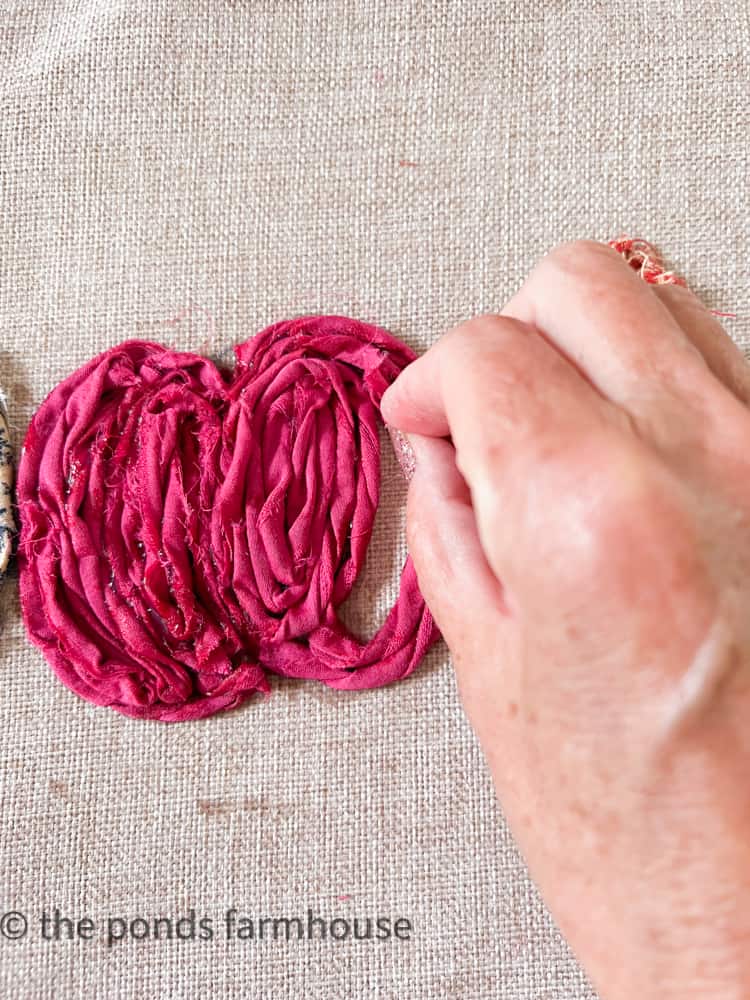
445,313,506,347
443,314,535,365
653,280,695,305
652,282,711,325
541,239,618,280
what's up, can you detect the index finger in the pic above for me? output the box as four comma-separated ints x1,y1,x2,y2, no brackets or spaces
502,240,724,418
381,314,622,581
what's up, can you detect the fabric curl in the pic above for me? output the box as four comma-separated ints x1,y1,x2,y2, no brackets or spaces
0,391,15,583
17,316,438,720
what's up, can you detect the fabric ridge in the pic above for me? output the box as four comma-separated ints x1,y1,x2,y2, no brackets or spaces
0,391,15,584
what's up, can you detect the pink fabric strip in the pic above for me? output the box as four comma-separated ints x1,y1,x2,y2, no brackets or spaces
17,316,438,721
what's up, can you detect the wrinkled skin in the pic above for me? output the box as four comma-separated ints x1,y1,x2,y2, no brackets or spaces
382,241,750,1000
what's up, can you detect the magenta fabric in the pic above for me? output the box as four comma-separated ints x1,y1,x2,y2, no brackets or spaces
17,316,438,721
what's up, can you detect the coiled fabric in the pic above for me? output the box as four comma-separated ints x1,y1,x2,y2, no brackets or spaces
0,393,15,584
17,316,438,720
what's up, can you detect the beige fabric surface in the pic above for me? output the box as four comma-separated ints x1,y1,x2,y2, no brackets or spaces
1,2,748,998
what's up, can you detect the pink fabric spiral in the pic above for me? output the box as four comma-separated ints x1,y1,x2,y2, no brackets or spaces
17,316,438,721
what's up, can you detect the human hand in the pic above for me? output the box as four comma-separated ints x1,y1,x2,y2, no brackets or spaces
382,241,750,1000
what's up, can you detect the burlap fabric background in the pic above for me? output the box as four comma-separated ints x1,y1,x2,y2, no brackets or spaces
1,3,748,998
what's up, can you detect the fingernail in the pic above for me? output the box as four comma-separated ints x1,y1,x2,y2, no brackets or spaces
387,427,416,482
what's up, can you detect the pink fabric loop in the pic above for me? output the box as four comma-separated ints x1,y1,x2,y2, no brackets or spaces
17,316,438,720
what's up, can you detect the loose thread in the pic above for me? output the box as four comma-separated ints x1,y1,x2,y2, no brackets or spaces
609,235,738,319
608,236,686,286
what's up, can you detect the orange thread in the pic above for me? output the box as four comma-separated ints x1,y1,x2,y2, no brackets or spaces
609,236,738,319
608,237,686,287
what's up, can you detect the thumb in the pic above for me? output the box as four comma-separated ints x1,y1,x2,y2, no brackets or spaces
405,433,511,664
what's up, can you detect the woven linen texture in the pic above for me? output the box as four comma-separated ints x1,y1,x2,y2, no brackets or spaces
1,2,748,998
